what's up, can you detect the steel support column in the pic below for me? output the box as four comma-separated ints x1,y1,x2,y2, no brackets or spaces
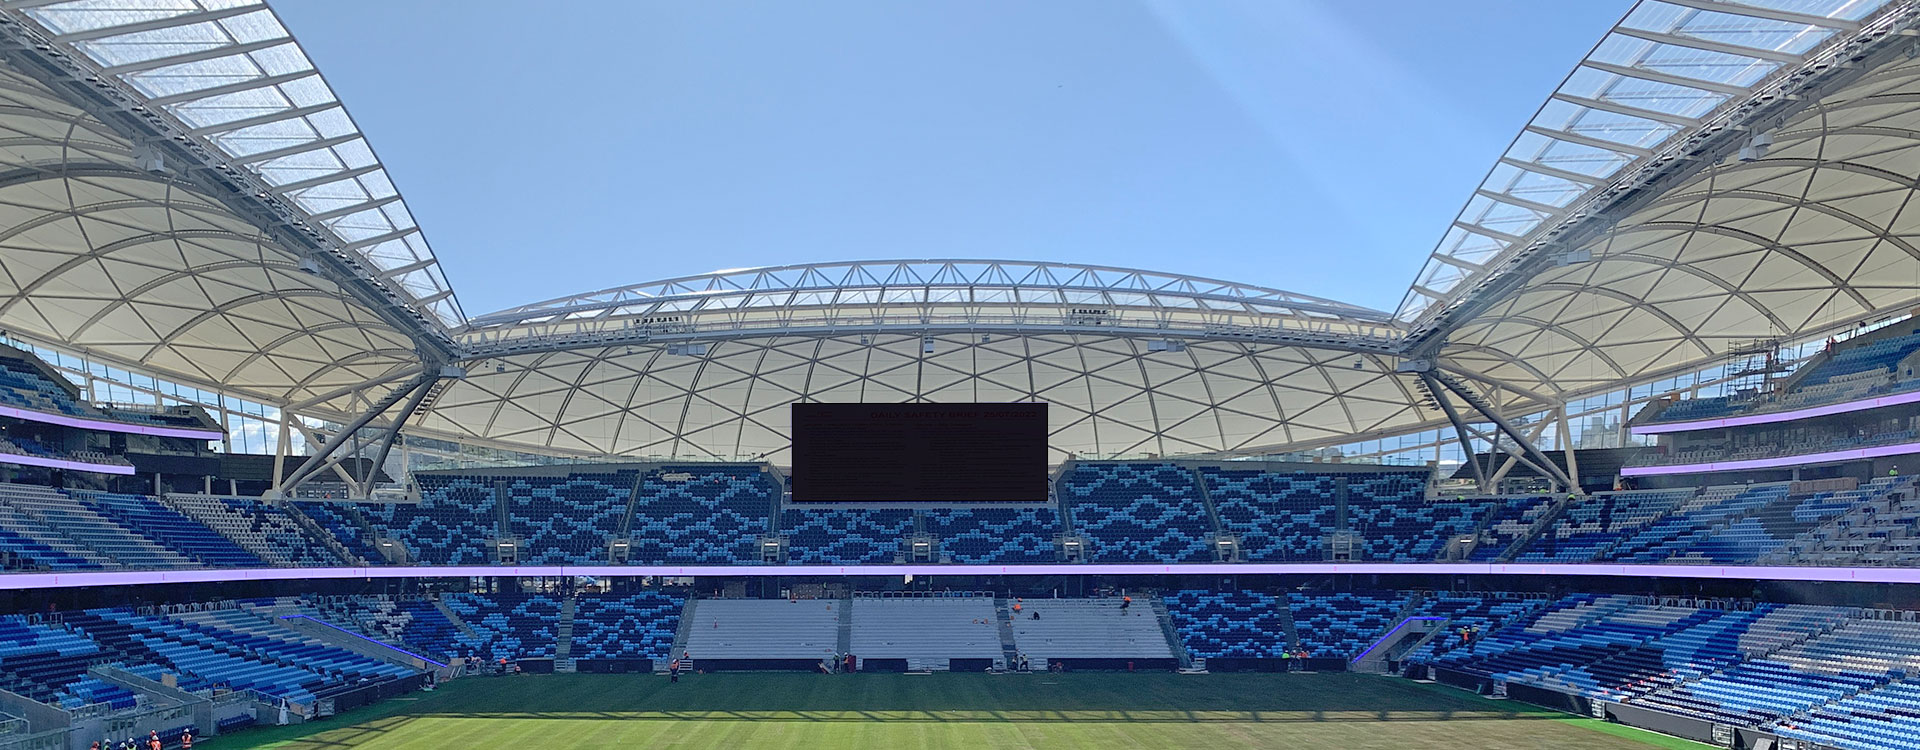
272,372,436,496
1424,374,1489,491
1558,404,1582,492
1432,375,1577,492
352,377,437,498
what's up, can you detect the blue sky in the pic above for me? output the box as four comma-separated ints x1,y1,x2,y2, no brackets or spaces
274,0,1632,317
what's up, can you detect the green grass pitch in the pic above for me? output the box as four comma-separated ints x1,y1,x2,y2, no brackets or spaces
208,672,1716,749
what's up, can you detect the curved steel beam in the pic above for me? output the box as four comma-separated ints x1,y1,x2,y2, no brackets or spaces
477,259,1388,323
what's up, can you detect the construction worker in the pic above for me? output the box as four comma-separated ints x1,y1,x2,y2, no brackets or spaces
181,731,193,750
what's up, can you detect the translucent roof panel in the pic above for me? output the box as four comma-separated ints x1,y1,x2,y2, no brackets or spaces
17,0,465,329
1396,0,1888,325
477,260,1392,323
463,260,1405,353
420,332,1440,464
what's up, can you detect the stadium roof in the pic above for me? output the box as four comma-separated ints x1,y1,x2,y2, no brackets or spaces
3,0,1920,468
1409,0,1920,405
431,261,1423,463
0,0,458,419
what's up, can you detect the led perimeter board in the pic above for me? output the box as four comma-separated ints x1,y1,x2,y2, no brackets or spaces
790,402,1048,503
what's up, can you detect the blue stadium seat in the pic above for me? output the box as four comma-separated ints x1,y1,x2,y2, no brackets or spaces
1288,592,1406,659
1164,590,1287,658
627,466,775,564
1467,496,1555,561
505,472,636,565
443,593,561,660
572,593,685,661
1061,463,1214,564
292,502,385,563
1202,468,1337,562
922,506,1060,563
780,507,912,564
373,476,500,565
70,491,265,568
1514,489,1690,563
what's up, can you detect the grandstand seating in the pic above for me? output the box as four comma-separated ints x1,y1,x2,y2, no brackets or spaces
848,596,1001,669
1798,333,1920,390
1006,598,1174,665
1768,478,1920,566
1606,484,1789,563
1402,594,1545,663
627,467,775,564
1467,495,1555,561
372,477,500,565
1432,595,1726,686
681,598,839,661
0,487,113,570
1649,395,1744,424
1631,616,1920,726
292,501,384,564
71,491,265,568
1356,495,1493,562
1515,489,1689,563
1529,604,1843,701
504,472,635,565
1202,468,1338,561
0,485,188,569
64,606,416,706
1675,485,1873,564
921,506,1060,563
13,461,1920,574
1289,592,1406,658
443,593,561,661
1061,463,1215,563
1644,330,1920,425
781,506,912,564
0,615,137,710
1778,678,1920,750
0,363,91,419
0,472,1918,569
1163,589,1288,658
1342,473,1453,561
306,595,468,662
0,354,213,432
166,495,338,567
571,592,684,662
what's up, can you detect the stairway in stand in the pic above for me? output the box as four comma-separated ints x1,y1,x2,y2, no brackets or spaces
1149,595,1192,669
836,591,854,657
436,595,480,642
1276,594,1302,651
554,595,579,673
994,596,1020,669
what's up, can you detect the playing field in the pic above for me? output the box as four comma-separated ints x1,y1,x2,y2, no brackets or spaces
210,672,1713,749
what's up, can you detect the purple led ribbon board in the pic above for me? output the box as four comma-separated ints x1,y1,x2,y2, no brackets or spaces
8,562,1920,590
1353,616,1449,664
1631,389,1920,436
0,451,135,475
1620,439,1920,477
0,404,225,441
